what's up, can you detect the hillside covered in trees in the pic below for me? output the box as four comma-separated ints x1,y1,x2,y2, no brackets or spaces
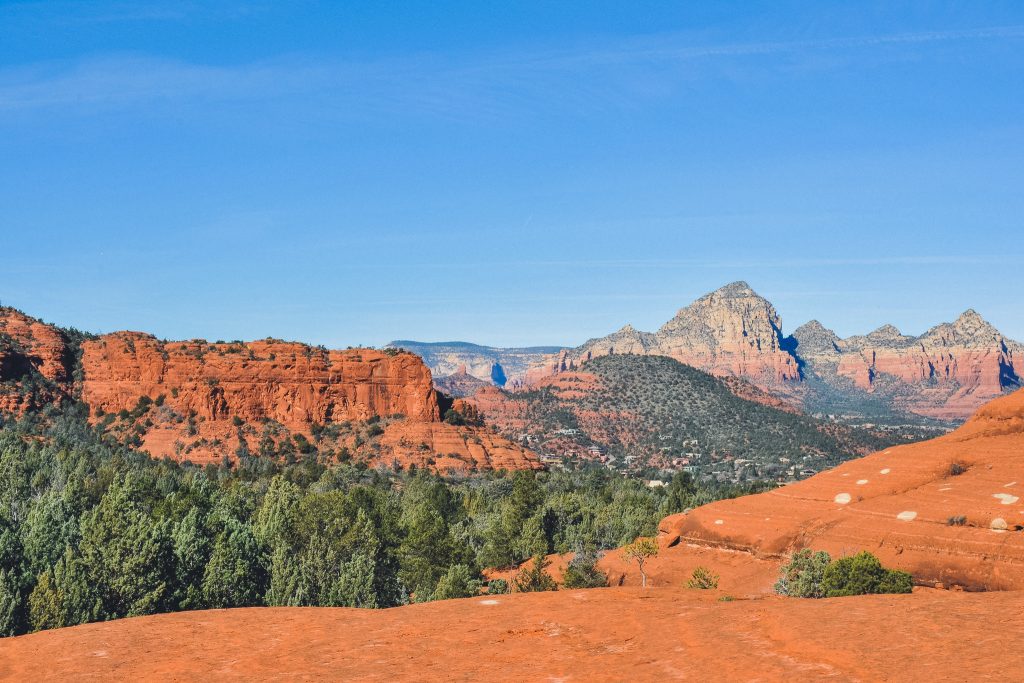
0,404,760,637
474,355,934,483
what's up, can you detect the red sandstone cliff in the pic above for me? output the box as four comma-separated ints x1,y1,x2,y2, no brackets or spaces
0,307,538,472
0,307,71,413
794,311,1022,421
80,333,440,426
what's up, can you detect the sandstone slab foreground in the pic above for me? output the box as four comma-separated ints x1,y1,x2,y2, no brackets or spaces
1,588,1021,682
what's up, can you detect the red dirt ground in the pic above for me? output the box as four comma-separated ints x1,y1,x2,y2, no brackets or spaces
2,586,1022,681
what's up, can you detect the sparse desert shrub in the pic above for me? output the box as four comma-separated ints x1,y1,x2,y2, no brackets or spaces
487,579,509,595
947,515,967,526
774,549,831,598
687,566,719,590
949,461,968,476
512,555,557,593
561,549,608,589
820,551,912,597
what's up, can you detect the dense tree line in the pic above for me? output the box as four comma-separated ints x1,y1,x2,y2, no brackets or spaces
0,404,759,637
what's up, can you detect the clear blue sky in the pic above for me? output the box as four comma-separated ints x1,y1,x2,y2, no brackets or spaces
2,1,1022,346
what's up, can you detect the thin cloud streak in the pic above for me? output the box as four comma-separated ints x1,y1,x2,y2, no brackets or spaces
2,24,1022,116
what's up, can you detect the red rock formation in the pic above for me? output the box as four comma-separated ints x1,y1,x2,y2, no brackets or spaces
0,306,539,472
75,333,538,471
0,307,70,413
433,364,491,398
795,311,1022,421
662,388,1024,590
529,282,800,393
80,334,439,427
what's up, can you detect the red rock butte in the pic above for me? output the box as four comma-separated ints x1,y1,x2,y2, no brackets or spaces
0,308,540,472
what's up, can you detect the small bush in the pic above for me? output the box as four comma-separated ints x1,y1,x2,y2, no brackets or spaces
687,566,719,590
775,549,831,598
562,549,608,589
487,578,509,595
513,555,557,593
820,551,912,597
947,515,967,526
432,564,482,601
949,462,967,476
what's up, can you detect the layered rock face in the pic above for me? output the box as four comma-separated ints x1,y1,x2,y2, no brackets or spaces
0,306,539,472
0,307,71,413
78,333,538,470
80,334,440,427
663,388,1024,590
525,282,1020,422
794,310,1022,421
530,282,801,389
387,340,565,387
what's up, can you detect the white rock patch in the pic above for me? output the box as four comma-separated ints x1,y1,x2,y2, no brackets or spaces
1006,482,1017,488
714,519,724,525
896,511,917,521
880,468,891,475
856,479,869,485
479,599,500,605
991,518,1008,533
834,493,852,505
993,493,1020,505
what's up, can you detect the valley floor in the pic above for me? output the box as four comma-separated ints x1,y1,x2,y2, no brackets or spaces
2,586,1022,682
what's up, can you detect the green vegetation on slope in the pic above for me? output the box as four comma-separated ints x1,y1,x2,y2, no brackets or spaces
500,355,910,482
0,405,758,637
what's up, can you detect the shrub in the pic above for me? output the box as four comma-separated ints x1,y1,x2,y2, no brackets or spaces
947,515,967,526
487,579,509,595
774,549,831,598
432,565,482,601
949,462,967,476
232,416,244,427
687,566,719,590
443,409,467,426
820,551,912,597
512,555,557,593
561,549,608,589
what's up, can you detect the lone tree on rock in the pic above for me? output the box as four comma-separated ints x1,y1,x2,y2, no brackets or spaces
621,538,659,588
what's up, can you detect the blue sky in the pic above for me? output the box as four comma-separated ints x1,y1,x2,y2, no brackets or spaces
1,1,1022,346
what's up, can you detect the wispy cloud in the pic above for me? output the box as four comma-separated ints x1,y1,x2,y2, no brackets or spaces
1,24,1021,119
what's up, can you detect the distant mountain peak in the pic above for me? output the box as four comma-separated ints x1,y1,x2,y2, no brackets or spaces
792,320,841,355
710,280,758,298
953,308,988,330
869,324,904,339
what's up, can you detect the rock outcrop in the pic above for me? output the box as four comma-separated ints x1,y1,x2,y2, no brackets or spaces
793,310,1022,421
387,340,566,387
0,307,72,413
433,364,491,398
662,388,1024,590
527,282,1021,423
529,282,800,392
80,334,440,426
0,307,539,472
